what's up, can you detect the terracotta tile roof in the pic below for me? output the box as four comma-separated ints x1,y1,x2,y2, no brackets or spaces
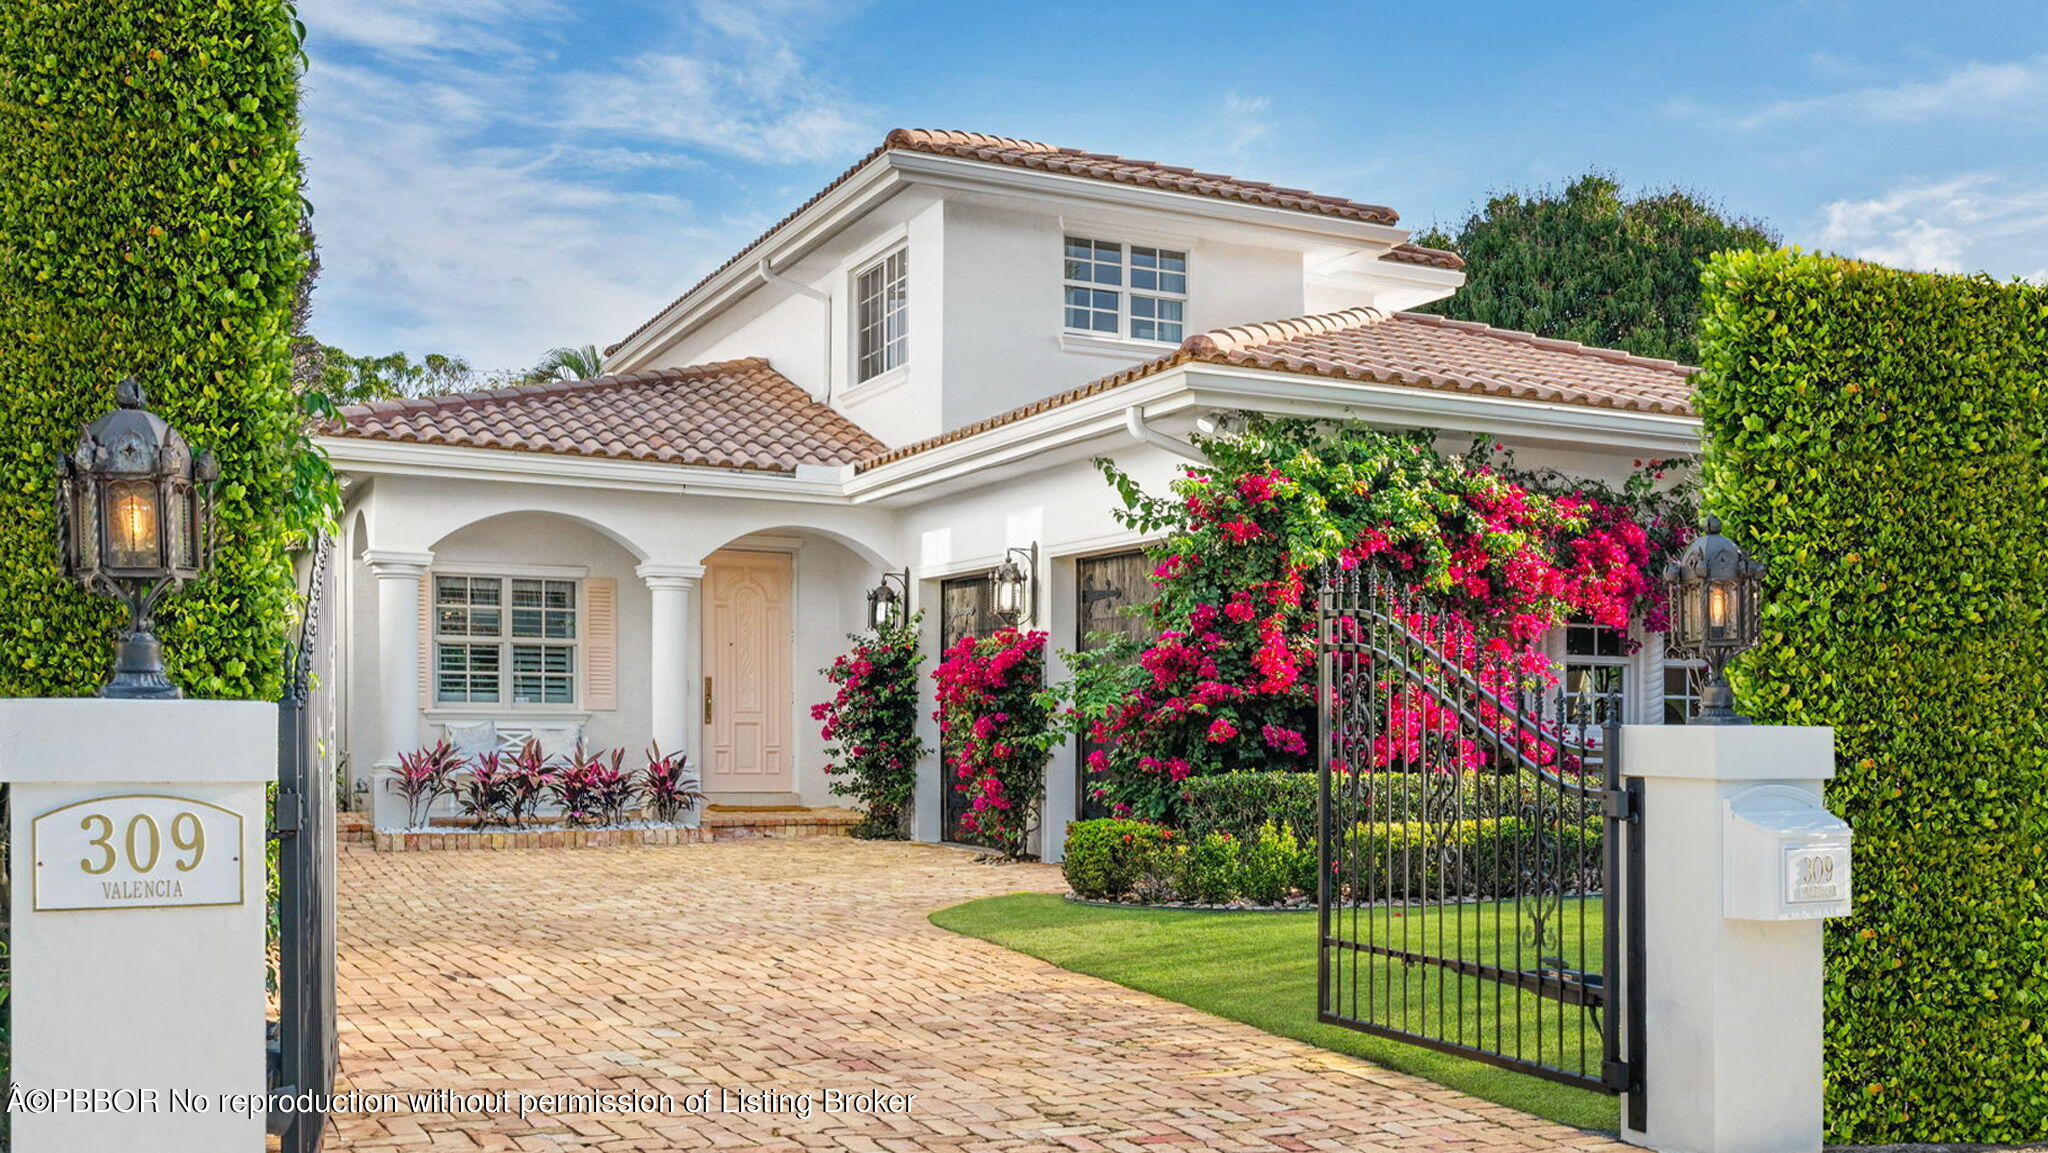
1381,241,1465,270
608,128,1407,357
858,310,1695,471
328,357,884,473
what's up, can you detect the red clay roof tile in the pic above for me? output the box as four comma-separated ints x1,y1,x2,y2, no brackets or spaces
856,309,1694,471
327,358,883,473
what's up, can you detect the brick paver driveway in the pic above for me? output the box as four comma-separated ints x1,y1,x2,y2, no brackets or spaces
331,838,1624,1152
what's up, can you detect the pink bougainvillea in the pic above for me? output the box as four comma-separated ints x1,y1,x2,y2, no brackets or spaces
1076,419,1692,823
932,626,1057,857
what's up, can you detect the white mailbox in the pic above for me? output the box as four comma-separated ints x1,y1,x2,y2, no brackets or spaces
1723,785,1853,921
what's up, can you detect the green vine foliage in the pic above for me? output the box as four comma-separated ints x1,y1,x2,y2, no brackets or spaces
1695,249,2048,1143
0,1,309,700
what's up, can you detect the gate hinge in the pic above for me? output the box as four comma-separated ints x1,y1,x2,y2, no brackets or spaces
1601,789,1636,822
1602,1059,1632,1092
275,789,303,834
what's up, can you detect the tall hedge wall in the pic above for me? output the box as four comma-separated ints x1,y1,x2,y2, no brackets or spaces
0,1,307,699
1695,249,2048,1142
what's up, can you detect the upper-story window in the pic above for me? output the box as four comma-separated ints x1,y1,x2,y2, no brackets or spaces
855,248,908,382
1063,236,1187,344
434,575,579,706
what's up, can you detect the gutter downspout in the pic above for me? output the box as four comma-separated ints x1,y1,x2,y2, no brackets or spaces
1124,404,1203,459
757,257,835,404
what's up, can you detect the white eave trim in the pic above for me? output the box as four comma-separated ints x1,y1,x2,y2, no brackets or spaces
1179,365,1703,454
314,436,854,503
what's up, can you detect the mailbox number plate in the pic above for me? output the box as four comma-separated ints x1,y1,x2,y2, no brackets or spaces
1784,844,1849,906
32,794,244,911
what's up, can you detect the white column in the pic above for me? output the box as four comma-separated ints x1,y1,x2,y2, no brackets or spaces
637,563,703,761
0,698,275,1153
1620,723,1847,1153
364,549,433,769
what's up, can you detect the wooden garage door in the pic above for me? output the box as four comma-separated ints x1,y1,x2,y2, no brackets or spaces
939,574,1005,846
1075,551,1159,819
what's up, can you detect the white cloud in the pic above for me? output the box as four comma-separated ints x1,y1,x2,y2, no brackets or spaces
1816,174,2048,275
1716,56,2048,129
1221,92,1272,160
297,0,873,369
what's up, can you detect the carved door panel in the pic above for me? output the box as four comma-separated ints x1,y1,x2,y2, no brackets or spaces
706,551,792,794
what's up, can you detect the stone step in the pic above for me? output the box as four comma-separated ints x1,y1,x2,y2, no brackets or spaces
366,806,865,852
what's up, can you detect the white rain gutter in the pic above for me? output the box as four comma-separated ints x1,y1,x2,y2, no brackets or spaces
1124,403,1203,459
757,257,836,405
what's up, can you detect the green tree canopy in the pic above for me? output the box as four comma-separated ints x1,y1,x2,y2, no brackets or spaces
1415,173,1777,365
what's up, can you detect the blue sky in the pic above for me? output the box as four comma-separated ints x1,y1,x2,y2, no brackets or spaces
299,0,2048,370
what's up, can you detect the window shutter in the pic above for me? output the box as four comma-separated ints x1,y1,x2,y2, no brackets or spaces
417,573,432,709
584,578,617,711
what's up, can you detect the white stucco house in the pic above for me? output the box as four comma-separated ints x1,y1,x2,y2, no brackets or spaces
319,128,1703,857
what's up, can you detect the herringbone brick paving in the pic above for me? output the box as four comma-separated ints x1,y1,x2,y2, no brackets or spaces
330,838,1627,1151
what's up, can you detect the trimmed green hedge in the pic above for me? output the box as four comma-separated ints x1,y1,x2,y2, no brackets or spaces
1696,250,2048,1142
0,1,307,699
1182,771,1316,845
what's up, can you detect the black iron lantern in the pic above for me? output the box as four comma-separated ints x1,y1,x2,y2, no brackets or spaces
866,568,909,632
1664,513,1764,724
990,543,1038,626
56,378,218,699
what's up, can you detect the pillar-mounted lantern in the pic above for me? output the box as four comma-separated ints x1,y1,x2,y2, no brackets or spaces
866,568,910,632
990,543,1038,626
1664,513,1764,725
56,378,218,699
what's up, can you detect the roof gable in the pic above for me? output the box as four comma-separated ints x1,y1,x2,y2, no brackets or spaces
331,357,884,473
608,128,1443,357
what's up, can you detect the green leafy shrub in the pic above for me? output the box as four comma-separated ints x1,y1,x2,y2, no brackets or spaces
0,1,312,700
1696,250,2048,1142
1340,818,1599,902
1061,819,1177,899
1178,832,1241,904
1235,823,1311,905
1182,772,1317,845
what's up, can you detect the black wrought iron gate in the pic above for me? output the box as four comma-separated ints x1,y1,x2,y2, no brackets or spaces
270,536,338,1150
1316,565,1644,1116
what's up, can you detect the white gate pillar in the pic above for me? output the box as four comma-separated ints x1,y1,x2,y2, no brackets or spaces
0,698,276,1153
1620,723,1850,1153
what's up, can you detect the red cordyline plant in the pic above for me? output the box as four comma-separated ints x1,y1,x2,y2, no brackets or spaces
503,738,556,828
388,740,462,828
551,748,638,827
641,743,703,825
812,615,928,838
455,750,516,827
1077,417,1691,824
932,626,1059,857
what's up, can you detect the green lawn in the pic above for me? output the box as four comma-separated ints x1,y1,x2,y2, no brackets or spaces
930,893,1617,1133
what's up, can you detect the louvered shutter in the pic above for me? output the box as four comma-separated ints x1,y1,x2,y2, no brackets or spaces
417,573,432,708
584,578,617,710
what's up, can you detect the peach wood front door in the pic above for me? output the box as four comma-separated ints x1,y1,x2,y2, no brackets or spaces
705,550,794,796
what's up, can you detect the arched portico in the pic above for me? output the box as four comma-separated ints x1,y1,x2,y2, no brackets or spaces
339,471,912,824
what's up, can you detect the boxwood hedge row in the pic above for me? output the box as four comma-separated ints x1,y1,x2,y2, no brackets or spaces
1695,249,2048,1142
0,1,307,698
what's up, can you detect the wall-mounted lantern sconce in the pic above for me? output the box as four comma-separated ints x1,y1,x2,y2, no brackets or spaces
866,567,910,632
990,543,1038,626
1663,513,1765,725
56,378,218,699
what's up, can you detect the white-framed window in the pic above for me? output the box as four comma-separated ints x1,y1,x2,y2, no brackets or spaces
433,575,579,706
855,248,908,382
1561,623,1629,728
1661,657,1705,724
1063,236,1187,343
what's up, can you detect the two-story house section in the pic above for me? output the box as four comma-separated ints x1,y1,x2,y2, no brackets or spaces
319,129,1700,857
